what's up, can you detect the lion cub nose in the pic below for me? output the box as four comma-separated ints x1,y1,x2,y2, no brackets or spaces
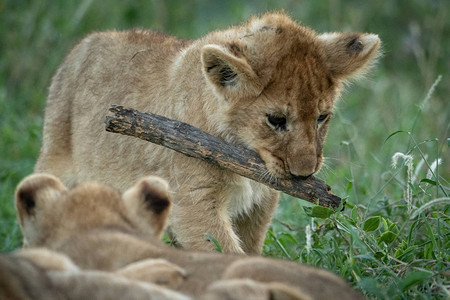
287,155,317,178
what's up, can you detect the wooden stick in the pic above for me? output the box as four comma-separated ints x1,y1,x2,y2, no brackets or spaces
105,105,342,208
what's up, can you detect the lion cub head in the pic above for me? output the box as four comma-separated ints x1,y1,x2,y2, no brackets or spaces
201,13,381,178
15,174,171,248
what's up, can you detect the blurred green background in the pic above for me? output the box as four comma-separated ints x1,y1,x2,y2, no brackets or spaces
0,0,448,298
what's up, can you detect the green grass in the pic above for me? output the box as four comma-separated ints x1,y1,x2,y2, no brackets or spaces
1,0,448,299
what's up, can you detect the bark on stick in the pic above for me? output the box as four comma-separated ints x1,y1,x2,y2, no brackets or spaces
105,105,342,208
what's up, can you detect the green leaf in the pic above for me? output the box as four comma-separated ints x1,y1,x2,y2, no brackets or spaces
202,232,222,253
279,232,297,245
374,251,385,260
303,206,312,216
390,224,399,233
358,277,383,298
308,205,335,219
394,248,404,258
409,182,419,197
267,230,292,260
346,181,353,194
399,271,433,291
420,178,436,185
423,243,434,259
351,206,358,223
377,231,397,244
407,219,419,245
337,196,347,212
363,216,380,232
396,245,418,262
382,217,389,231
387,219,399,233
161,233,171,245
384,130,408,144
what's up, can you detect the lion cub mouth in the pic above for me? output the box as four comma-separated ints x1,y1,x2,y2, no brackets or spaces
267,156,290,179
259,150,291,179
259,149,319,180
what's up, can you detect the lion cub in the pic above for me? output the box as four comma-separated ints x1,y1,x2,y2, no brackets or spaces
1,249,306,300
34,12,381,254
15,174,364,299
0,248,190,300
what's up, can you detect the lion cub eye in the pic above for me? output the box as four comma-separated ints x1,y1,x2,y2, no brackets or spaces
266,114,287,131
317,114,329,123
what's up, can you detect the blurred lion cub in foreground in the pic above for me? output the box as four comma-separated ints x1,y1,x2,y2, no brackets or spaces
35,12,381,253
14,174,365,299
0,248,190,300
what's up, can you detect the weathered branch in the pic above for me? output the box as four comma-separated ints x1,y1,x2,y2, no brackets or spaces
105,105,342,208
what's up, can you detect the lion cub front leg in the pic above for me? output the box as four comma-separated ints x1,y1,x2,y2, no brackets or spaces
235,190,279,254
169,187,245,254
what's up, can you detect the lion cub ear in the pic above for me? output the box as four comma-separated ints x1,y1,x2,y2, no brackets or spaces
201,44,263,100
122,176,171,238
15,174,67,226
15,174,67,246
319,32,381,81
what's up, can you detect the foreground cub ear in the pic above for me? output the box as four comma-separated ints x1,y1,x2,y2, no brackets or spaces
15,174,67,226
15,174,67,247
201,44,263,99
123,176,171,238
319,32,381,80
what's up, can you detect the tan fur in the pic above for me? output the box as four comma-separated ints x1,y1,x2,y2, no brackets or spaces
0,248,190,300
17,248,185,289
200,279,312,300
35,12,381,254
0,251,63,300
15,174,365,299
16,247,80,272
116,258,187,289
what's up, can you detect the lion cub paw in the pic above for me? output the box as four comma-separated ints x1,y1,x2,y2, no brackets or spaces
14,248,79,272
116,258,187,289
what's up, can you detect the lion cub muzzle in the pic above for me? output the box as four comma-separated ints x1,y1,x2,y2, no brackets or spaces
286,154,318,178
